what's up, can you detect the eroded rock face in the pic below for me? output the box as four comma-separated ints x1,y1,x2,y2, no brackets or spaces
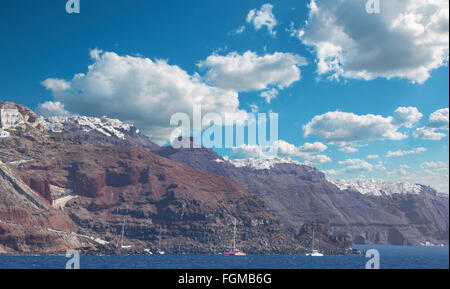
0,117,306,254
0,160,89,254
154,146,449,246
21,175,52,204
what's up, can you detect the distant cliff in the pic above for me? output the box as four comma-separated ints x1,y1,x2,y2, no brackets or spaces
35,111,448,246
154,146,449,246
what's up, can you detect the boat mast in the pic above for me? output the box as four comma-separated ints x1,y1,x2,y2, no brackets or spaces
312,228,315,252
233,219,237,250
120,219,126,248
159,226,162,251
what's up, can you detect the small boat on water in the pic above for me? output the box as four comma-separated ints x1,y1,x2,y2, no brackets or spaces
306,228,323,257
157,226,165,255
120,219,132,250
224,219,246,256
307,250,324,257
225,249,246,256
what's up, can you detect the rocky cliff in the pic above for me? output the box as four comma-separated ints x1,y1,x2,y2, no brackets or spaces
0,160,97,254
0,103,317,254
36,114,448,246
154,146,449,246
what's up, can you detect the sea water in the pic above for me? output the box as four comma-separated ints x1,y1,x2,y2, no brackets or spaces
0,245,448,269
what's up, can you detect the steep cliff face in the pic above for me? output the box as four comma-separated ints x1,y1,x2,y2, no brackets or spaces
0,111,307,254
0,160,93,254
5,102,446,253
154,146,449,246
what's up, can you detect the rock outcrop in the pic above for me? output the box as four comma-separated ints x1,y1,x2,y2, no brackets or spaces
0,101,45,135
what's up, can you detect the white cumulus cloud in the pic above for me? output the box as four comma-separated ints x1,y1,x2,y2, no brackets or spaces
304,154,332,165
387,167,409,176
298,142,328,153
198,51,306,94
386,147,427,157
260,88,279,104
41,79,71,93
414,108,449,140
230,140,331,165
337,158,375,174
413,127,447,140
421,161,447,169
230,144,264,159
392,107,423,128
303,107,422,143
428,108,449,129
246,4,277,36
36,101,71,117
329,158,386,175
339,146,358,153
294,0,449,83
367,154,379,159
232,26,246,35
41,50,247,144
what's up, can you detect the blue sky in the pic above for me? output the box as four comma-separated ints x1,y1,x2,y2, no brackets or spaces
0,0,449,192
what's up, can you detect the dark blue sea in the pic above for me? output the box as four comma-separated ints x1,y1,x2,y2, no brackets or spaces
0,246,448,269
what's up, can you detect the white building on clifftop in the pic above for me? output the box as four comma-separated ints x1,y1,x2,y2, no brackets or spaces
0,108,24,130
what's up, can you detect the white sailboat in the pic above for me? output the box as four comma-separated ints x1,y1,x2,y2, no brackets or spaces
225,219,246,256
157,226,165,255
306,228,323,257
120,219,132,250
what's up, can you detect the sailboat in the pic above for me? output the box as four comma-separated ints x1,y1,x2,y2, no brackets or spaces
120,219,132,250
157,226,165,255
306,228,323,256
224,219,246,256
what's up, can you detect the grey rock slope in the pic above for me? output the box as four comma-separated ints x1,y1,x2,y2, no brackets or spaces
154,146,449,246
